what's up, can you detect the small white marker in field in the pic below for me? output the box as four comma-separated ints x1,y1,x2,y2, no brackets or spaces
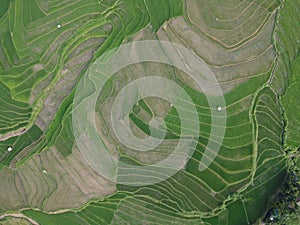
57,24,61,28
42,169,47,174
216,18,219,21
217,106,222,111
7,147,13,152
170,104,174,107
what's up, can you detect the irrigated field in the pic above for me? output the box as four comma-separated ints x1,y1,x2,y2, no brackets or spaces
0,0,299,225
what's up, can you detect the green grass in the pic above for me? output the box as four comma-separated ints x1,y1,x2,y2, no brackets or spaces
143,0,183,31
271,0,300,95
0,0,9,19
282,56,300,148
0,82,32,135
241,87,287,224
22,193,128,225
0,124,42,167
53,106,74,157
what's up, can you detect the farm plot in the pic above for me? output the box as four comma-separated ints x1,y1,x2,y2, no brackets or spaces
0,125,41,167
0,0,112,138
271,0,300,95
0,0,173,164
282,56,300,148
0,82,32,136
0,145,116,212
158,2,277,93
0,0,298,224
26,75,284,225
241,87,286,224
185,0,280,48
0,0,185,214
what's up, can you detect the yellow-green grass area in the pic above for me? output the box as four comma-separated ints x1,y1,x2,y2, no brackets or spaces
281,56,300,148
271,0,300,95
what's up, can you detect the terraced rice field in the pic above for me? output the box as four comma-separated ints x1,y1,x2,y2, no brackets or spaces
0,0,299,224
